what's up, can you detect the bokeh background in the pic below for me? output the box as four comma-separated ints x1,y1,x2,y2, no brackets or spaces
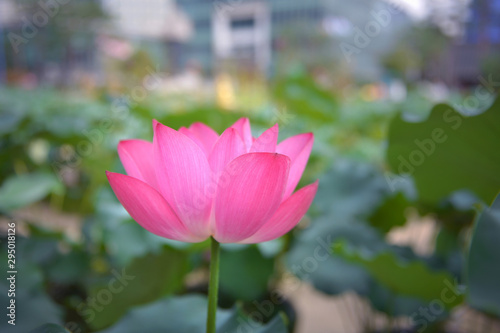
1,0,500,332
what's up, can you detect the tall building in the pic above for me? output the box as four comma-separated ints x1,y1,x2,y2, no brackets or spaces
176,0,324,74
102,0,193,72
464,0,500,44
427,0,500,86
176,0,411,79
460,0,500,84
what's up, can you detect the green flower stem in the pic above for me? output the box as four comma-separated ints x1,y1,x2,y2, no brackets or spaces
206,236,220,333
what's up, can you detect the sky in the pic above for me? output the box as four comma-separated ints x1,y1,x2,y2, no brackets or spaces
385,0,429,20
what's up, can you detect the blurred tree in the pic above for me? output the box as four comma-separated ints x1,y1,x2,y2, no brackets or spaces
382,26,451,82
481,53,500,76
274,20,335,77
0,25,5,84
3,0,106,86
424,0,471,38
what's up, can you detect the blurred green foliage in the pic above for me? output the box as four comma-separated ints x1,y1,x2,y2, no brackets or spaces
333,241,463,308
0,75,499,333
467,193,500,317
387,97,500,205
98,295,288,333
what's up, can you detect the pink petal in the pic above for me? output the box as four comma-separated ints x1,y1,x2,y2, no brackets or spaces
189,122,219,155
250,124,279,153
178,123,219,156
230,118,253,151
277,133,314,199
106,171,204,242
153,122,213,238
209,128,246,176
178,126,206,153
240,181,318,244
178,125,197,140
190,122,219,140
118,139,158,189
213,153,290,243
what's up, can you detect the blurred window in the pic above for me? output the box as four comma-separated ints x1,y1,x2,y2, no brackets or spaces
272,8,322,23
231,18,255,29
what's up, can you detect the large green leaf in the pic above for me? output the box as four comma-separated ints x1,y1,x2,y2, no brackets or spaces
0,290,64,333
0,238,64,333
29,324,69,333
217,310,288,333
273,72,338,123
86,246,189,330
219,246,274,301
387,97,500,204
467,193,500,317
0,172,63,211
313,160,402,219
46,250,91,285
287,218,385,296
287,160,411,292
99,295,287,333
333,241,463,308
287,216,430,317
368,192,411,233
104,221,168,266
0,109,24,135
286,159,453,317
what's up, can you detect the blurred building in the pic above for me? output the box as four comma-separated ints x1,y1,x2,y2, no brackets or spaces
426,0,500,86
176,0,324,74
0,0,193,86
102,0,193,71
3,0,496,87
0,0,105,86
0,0,16,83
176,0,412,78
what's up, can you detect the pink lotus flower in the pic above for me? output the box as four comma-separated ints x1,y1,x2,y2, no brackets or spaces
106,118,317,243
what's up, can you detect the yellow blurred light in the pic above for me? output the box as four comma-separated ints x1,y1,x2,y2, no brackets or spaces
215,73,235,110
